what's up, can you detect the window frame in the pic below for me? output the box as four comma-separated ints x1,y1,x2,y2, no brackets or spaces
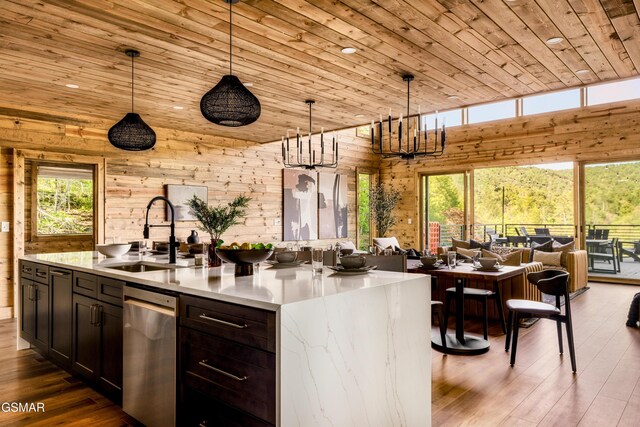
30,160,97,243
356,167,378,250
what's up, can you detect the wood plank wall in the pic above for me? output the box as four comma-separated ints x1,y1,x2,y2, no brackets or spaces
381,100,640,249
0,113,378,318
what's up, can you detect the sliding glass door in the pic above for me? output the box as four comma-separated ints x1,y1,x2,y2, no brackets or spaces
421,172,468,254
583,160,640,283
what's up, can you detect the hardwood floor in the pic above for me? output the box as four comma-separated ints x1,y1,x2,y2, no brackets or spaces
433,282,640,427
1,282,638,426
0,320,134,426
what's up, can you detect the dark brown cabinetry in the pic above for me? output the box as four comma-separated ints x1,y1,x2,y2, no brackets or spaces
71,276,123,399
179,295,276,426
49,267,72,368
19,261,49,353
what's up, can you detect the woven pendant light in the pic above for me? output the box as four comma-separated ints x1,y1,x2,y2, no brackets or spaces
200,0,260,127
108,49,156,151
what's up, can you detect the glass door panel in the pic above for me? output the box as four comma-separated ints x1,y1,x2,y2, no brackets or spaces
584,161,640,282
421,173,467,253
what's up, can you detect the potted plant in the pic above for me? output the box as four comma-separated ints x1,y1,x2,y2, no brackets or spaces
186,194,251,266
369,184,401,237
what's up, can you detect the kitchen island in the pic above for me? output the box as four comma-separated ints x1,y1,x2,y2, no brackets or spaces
19,252,431,426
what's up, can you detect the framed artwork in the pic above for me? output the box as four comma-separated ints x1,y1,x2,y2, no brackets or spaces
318,173,348,239
283,169,318,241
164,184,208,221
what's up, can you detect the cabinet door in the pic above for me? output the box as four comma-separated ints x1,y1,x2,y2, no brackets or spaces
98,302,123,396
20,279,35,343
33,283,49,352
49,268,73,368
72,294,99,380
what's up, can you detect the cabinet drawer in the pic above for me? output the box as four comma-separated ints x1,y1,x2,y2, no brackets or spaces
180,295,275,352
21,261,34,280
97,277,123,306
34,264,49,284
181,386,273,427
180,328,275,424
73,271,98,298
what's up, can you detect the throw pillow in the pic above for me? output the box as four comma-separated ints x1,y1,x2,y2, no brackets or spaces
340,240,357,250
533,250,562,266
529,239,554,262
481,248,503,261
552,240,575,267
451,237,470,250
470,239,492,250
457,247,481,258
501,250,523,266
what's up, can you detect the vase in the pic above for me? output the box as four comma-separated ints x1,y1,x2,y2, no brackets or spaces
209,239,222,267
187,230,200,244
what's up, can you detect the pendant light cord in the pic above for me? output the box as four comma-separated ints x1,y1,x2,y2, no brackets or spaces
131,53,135,112
229,0,233,75
309,102,312,136
406,77,410,147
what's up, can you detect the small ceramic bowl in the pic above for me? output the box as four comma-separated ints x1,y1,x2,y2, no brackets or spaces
276,251,297,263
96,243,132,258
420,256,438,266
340,255,366,269
478,257,498,268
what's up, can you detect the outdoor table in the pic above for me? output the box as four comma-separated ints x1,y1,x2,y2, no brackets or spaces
408,261,525,355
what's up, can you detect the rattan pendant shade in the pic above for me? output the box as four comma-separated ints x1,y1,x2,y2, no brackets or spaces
200,0,260,127
108,49,156,151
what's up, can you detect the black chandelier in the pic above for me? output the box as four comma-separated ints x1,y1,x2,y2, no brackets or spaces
282,100,338,170
200,0,260,127
108,49,156,151
371,75,446,160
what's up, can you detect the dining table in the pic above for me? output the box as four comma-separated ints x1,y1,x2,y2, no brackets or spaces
408,260,526,355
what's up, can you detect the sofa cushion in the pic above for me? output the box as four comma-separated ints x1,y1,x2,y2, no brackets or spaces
552,240,575,267
373,237,401,250
481,248,522,266
451,237,470,250
529,239,554,262
470,239,492,250
457,247,480,258
533,250,562,266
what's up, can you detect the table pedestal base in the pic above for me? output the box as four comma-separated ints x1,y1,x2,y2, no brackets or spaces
431,333,490,355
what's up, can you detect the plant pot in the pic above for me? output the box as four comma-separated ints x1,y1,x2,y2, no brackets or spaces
209,239,222,267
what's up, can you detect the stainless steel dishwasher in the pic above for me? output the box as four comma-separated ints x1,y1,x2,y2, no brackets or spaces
123,285,178,427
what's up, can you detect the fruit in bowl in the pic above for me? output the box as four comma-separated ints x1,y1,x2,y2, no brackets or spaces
96,243,132,258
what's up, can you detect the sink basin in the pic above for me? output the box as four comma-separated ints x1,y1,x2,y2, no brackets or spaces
103,262,185,273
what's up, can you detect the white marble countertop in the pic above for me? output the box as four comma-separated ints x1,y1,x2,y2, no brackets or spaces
22,252,428,311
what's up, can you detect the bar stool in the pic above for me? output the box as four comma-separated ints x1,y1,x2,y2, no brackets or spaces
444,283,506,340
431,277,446,350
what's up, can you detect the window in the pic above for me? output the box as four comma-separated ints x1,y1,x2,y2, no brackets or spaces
468,100,516,124
523,88,581,115
34,164,94,236
587,77,640,106
422,109,463,130
357,171,373,251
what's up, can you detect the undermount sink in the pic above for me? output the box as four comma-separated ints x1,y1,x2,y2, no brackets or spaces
104,262,185,273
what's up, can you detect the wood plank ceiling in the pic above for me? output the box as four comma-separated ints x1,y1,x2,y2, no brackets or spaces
0,0,638,143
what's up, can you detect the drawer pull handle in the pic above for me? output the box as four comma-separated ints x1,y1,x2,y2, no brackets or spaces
36,271,47,278
50,270,69,276
198,360,248,381
199,314,248,329
23,267,32,273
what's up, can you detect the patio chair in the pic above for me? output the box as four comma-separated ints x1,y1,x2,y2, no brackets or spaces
519,226,530,237
587,229,595,239
487,232,507,247
529,236,554,245
507,235,528,247
588,238,620,274
534,228,551,236
594,229,603,239
505,270,576,372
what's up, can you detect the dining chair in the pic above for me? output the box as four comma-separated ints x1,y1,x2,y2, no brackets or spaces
505,270,576,372
534,228,550,236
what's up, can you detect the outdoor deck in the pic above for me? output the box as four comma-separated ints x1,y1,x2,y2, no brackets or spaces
591,257,640,280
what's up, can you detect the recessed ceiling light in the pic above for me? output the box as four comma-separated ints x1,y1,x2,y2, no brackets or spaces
546,37,564,45
173,105,184,110
65,83,79,89
447,95,459,100
576,69,590,74
244,82,254,87
341,47,357,54
354,114,365,118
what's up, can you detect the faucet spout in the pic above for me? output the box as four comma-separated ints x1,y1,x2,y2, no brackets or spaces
144,196,177,264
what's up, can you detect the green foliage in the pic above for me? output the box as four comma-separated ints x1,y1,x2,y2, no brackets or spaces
357,174,371,250
369,184,401,237
37,177,93,235
186,194,251,241
428,175,464,224
584,163,640,225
